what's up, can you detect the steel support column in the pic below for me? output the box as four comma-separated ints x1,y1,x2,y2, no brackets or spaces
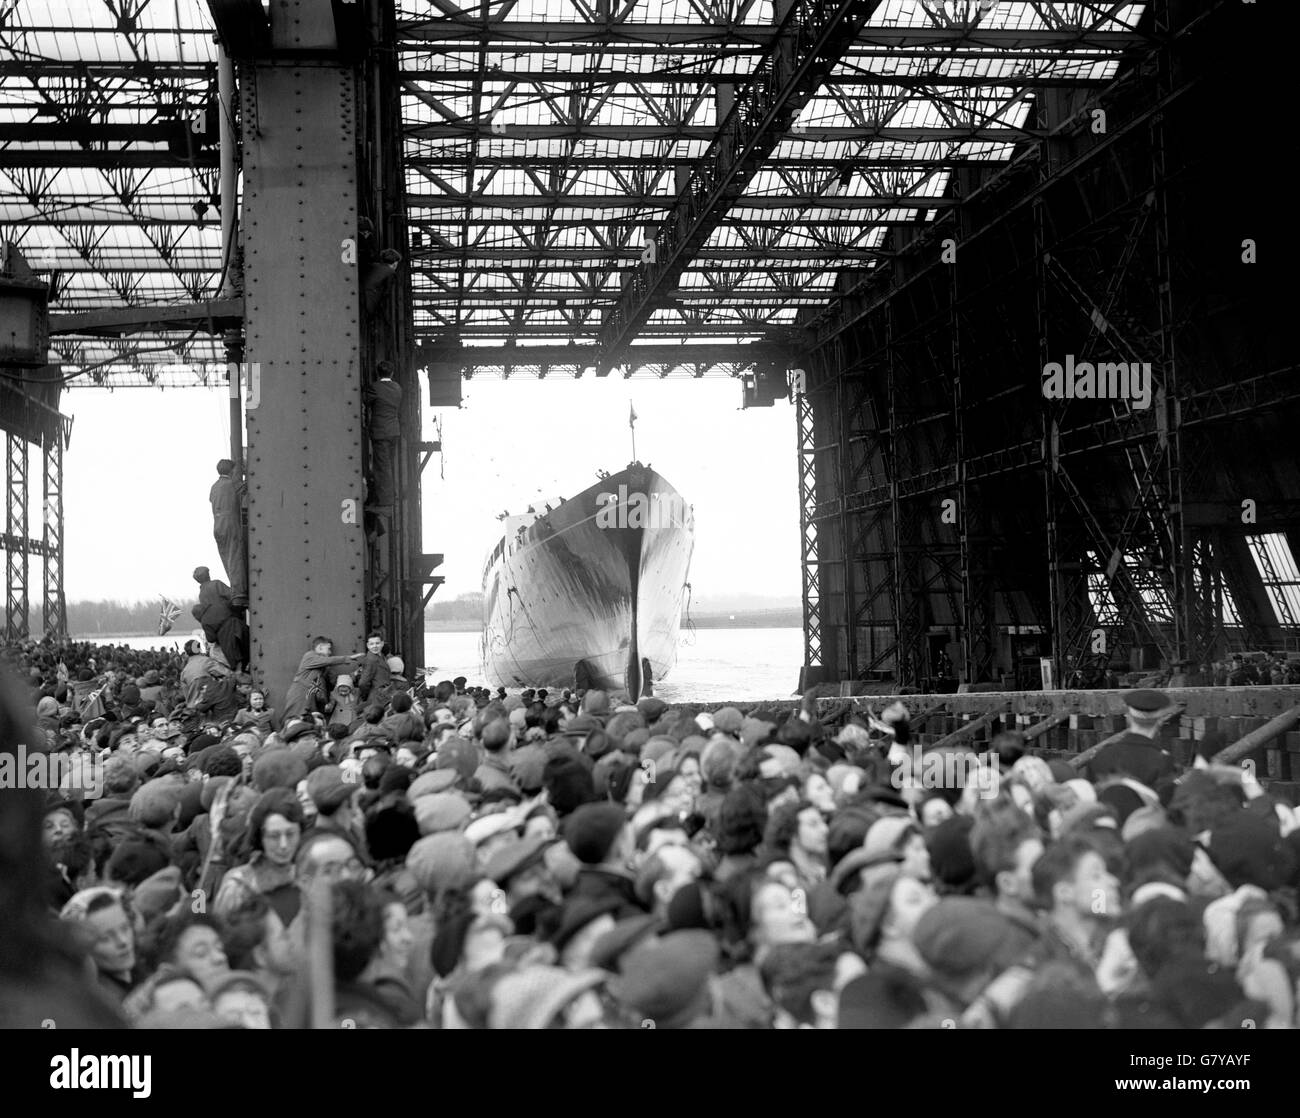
240,7,367,706
5,431,27,639
41,422,66,638
796,384,824,687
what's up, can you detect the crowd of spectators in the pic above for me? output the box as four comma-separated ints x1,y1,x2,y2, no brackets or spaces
6,633,1300,1029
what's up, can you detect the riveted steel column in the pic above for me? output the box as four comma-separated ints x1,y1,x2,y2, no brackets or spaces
241,59,365,707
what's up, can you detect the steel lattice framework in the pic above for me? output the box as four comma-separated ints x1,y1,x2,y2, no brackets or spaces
0,0,1149,384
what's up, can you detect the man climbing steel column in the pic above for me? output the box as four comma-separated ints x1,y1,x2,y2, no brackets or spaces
210,459,247,605
191,566,250,672
365,360,402,509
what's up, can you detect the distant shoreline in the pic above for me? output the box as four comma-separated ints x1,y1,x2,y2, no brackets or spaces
74,612,804,642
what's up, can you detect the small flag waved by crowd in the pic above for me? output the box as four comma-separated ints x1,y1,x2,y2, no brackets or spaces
157,596,182,637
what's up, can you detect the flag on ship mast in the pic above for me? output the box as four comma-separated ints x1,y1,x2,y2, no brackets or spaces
629,400,637,460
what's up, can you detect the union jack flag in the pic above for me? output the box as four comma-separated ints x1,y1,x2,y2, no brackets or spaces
158,596,182,637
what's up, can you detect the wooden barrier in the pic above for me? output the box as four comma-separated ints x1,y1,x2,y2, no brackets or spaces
930,710,1002,751
1070,705,1184,770
1212,705,1300,767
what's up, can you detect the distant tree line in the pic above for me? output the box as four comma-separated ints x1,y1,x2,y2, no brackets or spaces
67,598,195,637
59,591,484,637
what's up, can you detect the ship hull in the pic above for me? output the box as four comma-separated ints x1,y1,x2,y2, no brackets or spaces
480,465,693,697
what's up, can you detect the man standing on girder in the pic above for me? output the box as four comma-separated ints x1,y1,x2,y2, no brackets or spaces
365,360,402,509
210,459,247,605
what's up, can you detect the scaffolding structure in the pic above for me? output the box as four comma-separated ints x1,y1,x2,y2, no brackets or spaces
0,383,70,640
796,0,1300,690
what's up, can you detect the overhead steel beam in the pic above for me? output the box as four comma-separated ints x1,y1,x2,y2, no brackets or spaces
396,21,1144,50
48,298,242,336
400,69,1112,87
411,247,887,262
420,340,793,371
0,122,197,143
406,155,1007,169
0,151,220,169
591,0,891,370
406,123,1032,142
407,193,957,210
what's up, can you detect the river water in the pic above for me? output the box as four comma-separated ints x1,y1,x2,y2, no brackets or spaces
78,626,806,703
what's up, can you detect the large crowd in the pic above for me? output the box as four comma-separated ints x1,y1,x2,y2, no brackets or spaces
4,632,1300,1029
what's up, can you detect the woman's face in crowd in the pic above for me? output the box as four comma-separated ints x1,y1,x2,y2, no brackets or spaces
153,977,209,1016
213,988,271,1029
43,808,77,848
173,924,229,990
795,806,829,858
753,881,816,948
381,902,415,971
249,691,266,710
395,747,417,769
804,774,836,815
919,796,953,829
900,832,932,882
885,876,937,942
677,756,702,797
261,812,302,867
661,774,694,816
524,814,556,842
86,902,135,976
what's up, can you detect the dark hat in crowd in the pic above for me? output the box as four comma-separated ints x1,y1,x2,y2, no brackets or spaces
408,769,458,800
306,765,355,814
105,840,170,886
252,748,308,792
1124,689,1171,715
406,833,476,897
711,707,744,736
563,802,627,865
435,737,478,783
128,778,184,830
1125,825,1196,882
838,968,928,1030
588,914,662,973
487,966,606,1030
185,732,220,757
608,930,718,1027
508,744,548,794
365,804,420,863
414,793,472,836
926,814,978,891
1096,782,1148,826
912,898,1028,981
544,753,596,817
192,566,210,582
636,697,669,724
848,864,901,955
280,719,316,744
548,894,623,952
485,833,555,887
665,880,714,933
1208,812,1295,892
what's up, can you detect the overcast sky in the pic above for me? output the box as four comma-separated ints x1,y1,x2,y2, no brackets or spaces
58,377,801,607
